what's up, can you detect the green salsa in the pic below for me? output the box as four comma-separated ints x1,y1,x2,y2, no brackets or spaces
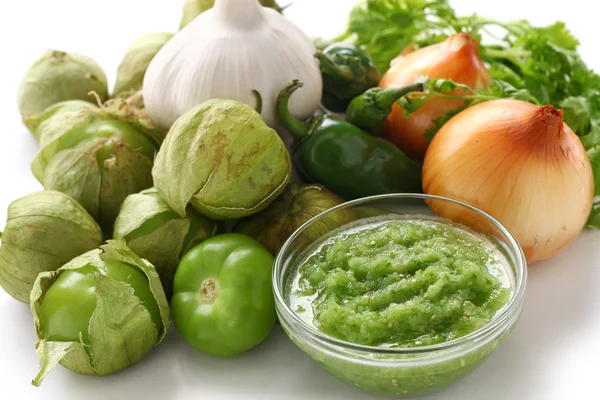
287,216,512,348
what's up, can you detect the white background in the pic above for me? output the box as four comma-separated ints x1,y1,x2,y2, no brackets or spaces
0,1,599,399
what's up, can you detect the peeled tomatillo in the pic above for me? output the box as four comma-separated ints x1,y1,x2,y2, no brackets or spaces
172,234,276,357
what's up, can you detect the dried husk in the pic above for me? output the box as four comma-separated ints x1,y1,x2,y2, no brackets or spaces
30,98,166,233
152,99,291,220
114,33,174,97
235,183,356,254
113,188,219,295
24,100,97,142
30,240,170,386
18,50,109,130
0,191,103,303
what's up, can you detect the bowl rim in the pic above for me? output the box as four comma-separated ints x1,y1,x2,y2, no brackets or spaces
273,193,527,355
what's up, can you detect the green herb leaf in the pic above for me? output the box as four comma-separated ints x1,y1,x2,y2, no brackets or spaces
345,0,458,73
586,200,600,228
561,96,591,136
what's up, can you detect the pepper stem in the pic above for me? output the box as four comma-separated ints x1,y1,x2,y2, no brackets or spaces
276,80,311,139
376,82,425,109
316,51,355,82
251,90,263,114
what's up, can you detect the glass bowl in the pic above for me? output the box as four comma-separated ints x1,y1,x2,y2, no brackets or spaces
273,194,527,397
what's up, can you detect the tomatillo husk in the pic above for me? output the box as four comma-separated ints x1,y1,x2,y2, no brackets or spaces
18,50,109,133
114,33,174,97
30,240,170,386
235,183,356,254
0,191,103,303
113,187,219,296
31,98,166,234
26,100,99,146
152,99,291,220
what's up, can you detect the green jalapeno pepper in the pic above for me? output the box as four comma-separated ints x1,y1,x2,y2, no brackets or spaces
346,83,425,136
318,43,381,112
277,80,423,200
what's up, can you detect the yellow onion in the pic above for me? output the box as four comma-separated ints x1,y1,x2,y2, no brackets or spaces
423,99,594,263
379,33,490,160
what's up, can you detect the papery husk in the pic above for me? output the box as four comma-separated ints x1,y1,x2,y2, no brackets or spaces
113,188,219,296
114,33,174,97
235,183,356,254
30,96,166,233
0,191,103,303
152,99,291,220
24,100,97,142
30,240,170,386
18,50,109,129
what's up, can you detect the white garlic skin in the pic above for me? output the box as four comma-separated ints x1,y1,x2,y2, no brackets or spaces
143,0,323,130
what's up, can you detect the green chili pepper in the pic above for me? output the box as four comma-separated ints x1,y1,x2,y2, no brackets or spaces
277,80,423,200
346,83,425,136
318,43,381,112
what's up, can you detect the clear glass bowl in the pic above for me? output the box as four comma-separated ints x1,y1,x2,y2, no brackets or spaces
273,194,527,397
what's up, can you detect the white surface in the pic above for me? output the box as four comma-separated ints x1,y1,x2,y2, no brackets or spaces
0,1,599,399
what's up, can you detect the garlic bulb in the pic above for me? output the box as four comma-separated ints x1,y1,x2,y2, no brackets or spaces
143,0,322,130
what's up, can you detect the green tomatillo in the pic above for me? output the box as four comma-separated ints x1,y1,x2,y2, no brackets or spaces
30,240,170,386
318,43,381,112
235,183,357,254
24,100,98,144
0,191,103,303
114,33,174,97
18,50,108,134
172,234,276,357
30,98,167,234
152,99,291,220
113,187,220,297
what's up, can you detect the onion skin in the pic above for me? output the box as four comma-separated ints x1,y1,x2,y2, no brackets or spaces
423,99,594,263
379,33,490,160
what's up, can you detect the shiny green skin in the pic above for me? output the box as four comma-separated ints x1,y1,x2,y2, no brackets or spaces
346,83,424,136
172,234,276,357
277,81,422,201
116,189,220,298
319,43,381,112
39,260,162,344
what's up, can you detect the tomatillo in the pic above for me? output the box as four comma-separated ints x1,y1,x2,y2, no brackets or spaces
30,240,169,386
39,260,162,344
172,234,276,357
